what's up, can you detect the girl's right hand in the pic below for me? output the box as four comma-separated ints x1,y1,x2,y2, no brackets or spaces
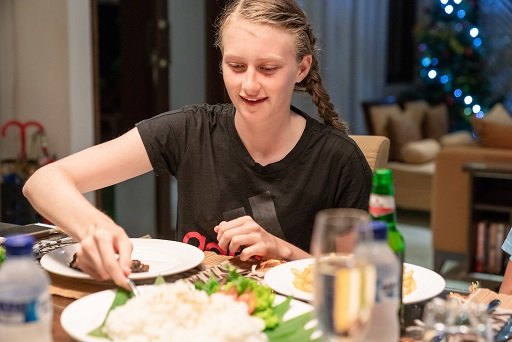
73,224,133,289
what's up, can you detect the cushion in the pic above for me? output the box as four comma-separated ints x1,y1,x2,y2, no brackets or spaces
368,104,403,136
387,112,422,161
423,103,449,140
403,100,429,130
400,139,441,164
472,119,512,149
439,131,476,147
484,103,512,125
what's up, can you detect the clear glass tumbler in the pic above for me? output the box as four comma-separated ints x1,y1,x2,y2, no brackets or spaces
310,208,376,342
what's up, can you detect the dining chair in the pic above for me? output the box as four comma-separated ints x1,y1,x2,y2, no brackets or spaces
350,135,390,172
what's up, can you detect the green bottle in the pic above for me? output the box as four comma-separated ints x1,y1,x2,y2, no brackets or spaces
368,168,406,330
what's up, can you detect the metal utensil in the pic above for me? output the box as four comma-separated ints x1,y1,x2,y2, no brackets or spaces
496,316,512,342
126,278,141,297
487,298,501,314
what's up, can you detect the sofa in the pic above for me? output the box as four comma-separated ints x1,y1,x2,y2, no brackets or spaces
362,98,474,211
432,103,512,272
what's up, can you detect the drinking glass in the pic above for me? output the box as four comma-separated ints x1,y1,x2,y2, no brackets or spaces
422,297,492,342
310,208,376,342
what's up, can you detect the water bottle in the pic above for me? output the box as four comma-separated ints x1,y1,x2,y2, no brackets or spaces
0,234,53,342
357,221,400,342
369,168,406,330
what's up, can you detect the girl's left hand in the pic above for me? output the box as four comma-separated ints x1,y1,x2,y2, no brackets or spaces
214,215,289,261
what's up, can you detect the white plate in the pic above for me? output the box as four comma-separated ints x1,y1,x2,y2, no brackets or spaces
403,263,446,304
40,238,204,282
264,258,315,302
60,287,316,342
264,259,446,305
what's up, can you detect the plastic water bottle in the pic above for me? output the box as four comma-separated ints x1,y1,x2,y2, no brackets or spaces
357,221,400,342
0,235,53,342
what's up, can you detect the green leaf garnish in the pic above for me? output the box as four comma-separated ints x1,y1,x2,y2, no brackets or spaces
154,275,166,285
194,277,221,295
266,311,319,342
88,288,132,338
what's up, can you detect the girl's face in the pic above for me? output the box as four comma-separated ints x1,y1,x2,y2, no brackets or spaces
221,18,311,122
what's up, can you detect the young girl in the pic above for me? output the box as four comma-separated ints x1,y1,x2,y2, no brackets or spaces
23,0,372,288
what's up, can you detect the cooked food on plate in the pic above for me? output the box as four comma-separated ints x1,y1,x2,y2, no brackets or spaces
69,253,150,273
104,281,267,342
402,264,417,296
291,264,313,293
88,269,316,341
292,262,417,296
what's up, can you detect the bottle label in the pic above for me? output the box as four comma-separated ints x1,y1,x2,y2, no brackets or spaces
369,194,395,217
0,292,52,324
375,276,399,303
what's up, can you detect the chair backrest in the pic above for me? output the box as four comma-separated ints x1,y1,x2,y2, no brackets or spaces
350,135,390,172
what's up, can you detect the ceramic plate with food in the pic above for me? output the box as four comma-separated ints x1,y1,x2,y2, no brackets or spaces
264,259,445,304
40,238,204,282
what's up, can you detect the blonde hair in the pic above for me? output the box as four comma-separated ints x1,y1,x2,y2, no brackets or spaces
215,0,348,133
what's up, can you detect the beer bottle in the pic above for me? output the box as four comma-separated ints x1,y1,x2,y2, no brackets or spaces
368,168,406,331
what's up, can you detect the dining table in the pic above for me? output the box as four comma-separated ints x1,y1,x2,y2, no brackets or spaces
0,222,506,341
46,248,462,342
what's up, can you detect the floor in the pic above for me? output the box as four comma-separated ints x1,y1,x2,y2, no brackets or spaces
397,209,475,293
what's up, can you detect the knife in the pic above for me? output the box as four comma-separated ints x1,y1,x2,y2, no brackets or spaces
496,315,512,342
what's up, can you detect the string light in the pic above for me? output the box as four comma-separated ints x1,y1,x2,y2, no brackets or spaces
464,96,473,105
416,0,490,128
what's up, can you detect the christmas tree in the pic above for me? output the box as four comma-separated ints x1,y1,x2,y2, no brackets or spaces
414,0,490,131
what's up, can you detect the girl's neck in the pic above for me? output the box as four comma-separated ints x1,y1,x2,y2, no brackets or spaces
234,109,306,166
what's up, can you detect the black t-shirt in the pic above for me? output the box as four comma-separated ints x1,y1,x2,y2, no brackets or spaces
136,103,372,254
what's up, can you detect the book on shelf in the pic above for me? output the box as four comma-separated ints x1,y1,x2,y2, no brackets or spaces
474,220,487,273
474,220,509,274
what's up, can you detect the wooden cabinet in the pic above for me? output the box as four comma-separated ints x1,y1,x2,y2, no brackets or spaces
464,162,512,285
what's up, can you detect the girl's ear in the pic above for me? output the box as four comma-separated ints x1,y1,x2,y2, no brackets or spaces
296,55,312,83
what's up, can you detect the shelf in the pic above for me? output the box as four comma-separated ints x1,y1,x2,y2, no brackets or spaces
465,162,512,282
469,272,504,283
473,204,512,213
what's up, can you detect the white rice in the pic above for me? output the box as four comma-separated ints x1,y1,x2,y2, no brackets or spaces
104,281,268,342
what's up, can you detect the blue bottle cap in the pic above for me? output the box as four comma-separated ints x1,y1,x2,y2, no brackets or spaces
4,234,35,256
371,221,388,240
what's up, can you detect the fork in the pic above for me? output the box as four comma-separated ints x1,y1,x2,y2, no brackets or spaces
126,278,141,297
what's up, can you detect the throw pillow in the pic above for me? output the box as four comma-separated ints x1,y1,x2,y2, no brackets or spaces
440,131,476,147
423,103,449,140
483,103,512,124
472,119,512,149
368,104,403,136
403,100,429,131
387,112,422,161
401,139,441,164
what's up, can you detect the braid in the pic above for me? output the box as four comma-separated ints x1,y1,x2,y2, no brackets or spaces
304,59,348,133
297,26,348,133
